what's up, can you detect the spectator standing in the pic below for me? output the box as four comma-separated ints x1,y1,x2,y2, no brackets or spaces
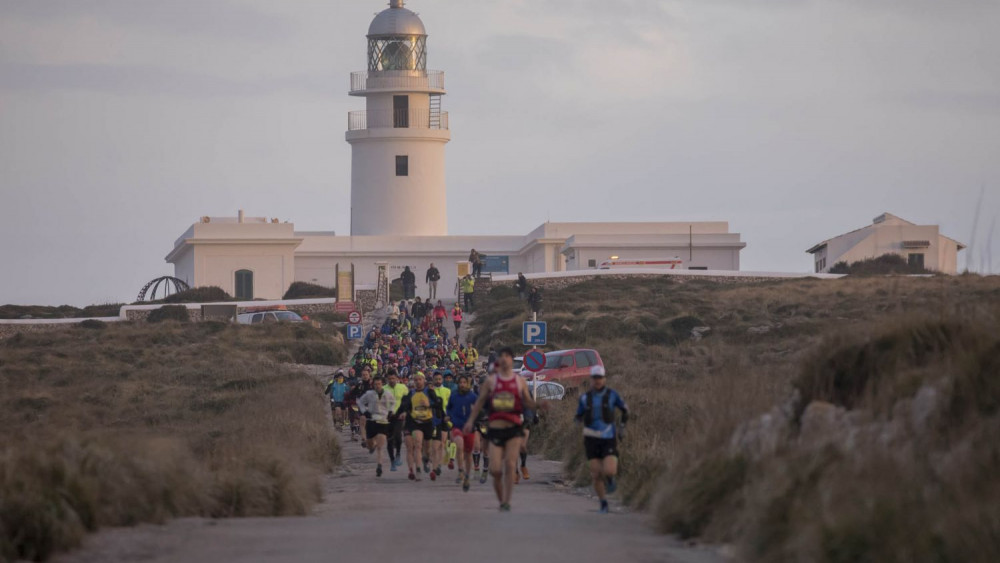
527,286,542,316
469,249,483,278
516,273,528,300
425,263,441,300
401,266,416,299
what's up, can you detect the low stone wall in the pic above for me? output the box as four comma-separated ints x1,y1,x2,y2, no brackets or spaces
356,289,377,313
489,273,807,293
0,322,79,340
122,301,339,322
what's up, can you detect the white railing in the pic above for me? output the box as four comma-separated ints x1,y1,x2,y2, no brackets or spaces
350,70,445,93
348,109,449,131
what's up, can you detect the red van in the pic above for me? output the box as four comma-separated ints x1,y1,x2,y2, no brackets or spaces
529,349,604,387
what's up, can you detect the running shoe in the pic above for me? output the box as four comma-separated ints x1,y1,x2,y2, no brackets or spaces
448,459,455,470
455,471,463,485
408,471,416,481
606,477,617,494
368,445,375,454
480,470,488,484
429,470,437,481
423,462,431,474
499,503,511,512
599,500,609,514
462,476,471,493
521,466,531,480
376,464,383,477
434,466,442,477
390,463,397,472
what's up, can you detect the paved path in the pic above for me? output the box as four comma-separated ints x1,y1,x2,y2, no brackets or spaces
53,429,724,563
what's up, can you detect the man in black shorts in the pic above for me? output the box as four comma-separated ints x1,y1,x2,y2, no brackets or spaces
575,366,629,514
398,373,443,482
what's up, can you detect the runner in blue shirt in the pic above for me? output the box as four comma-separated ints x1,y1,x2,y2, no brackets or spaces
324,371,350,430
575,366,629,514
446,374,479,492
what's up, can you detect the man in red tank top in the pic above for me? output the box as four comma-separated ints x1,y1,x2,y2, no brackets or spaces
463,347,540,512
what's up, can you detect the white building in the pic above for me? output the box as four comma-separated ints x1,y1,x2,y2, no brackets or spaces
807,212,965,274
166,1,747,301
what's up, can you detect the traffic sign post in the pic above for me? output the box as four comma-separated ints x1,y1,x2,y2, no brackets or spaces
523,349,546,372
347,310,362,324
346,324,363,340
522,321,547,346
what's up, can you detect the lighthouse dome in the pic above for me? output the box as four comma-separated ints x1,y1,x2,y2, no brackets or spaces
368,1,426,37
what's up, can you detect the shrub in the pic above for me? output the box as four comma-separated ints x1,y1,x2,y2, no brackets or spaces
77,320,107,330
147,306,190,323
161,287,230,304
282,282,336,300
832,254,930,276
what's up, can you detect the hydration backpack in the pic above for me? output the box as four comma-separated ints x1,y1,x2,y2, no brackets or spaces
583,390,614,425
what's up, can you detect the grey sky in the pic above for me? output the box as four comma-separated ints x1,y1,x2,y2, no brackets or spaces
1,0,998,306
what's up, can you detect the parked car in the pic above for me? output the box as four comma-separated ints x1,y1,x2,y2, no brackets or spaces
531,349,604,387
236,310,305,325
527,380,566,401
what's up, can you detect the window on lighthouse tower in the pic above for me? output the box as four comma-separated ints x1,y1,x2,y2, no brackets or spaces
396,155,409,177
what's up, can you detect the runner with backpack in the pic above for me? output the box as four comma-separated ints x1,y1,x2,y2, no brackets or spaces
575,366,629,514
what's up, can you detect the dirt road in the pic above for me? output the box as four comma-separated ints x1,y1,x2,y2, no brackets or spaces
53,428,724,563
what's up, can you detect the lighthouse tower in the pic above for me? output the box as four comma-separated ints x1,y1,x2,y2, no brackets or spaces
347,0,450,236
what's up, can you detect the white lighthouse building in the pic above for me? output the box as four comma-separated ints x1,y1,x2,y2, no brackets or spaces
166,1,748,300
348,0,449,236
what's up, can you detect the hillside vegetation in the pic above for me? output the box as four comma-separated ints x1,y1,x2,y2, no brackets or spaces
471,275,1000,562
0,321,347,562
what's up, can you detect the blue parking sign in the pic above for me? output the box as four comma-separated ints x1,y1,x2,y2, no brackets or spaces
347,324,363,340
522,321,547,346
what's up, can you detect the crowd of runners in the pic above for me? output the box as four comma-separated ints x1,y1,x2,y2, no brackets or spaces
324,299,629,513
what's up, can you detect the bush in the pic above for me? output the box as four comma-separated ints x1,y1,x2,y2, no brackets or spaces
161,287,231,304
831,254,930,276
147,306,190,323
282,282,336,300
77,320,107,330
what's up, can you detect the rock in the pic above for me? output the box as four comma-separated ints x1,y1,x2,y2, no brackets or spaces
799,401,843,445
910,385,938,430
560,325,573,332
690,326,712,340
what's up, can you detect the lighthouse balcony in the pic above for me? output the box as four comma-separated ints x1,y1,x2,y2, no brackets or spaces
350,70,445,95
348,109,449,131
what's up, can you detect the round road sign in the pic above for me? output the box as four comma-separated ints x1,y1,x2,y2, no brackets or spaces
347,311,362,324
523,349,546,372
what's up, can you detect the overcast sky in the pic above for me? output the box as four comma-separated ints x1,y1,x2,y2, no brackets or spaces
2,0,999,306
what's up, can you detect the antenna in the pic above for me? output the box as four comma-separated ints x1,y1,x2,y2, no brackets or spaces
967,184,985,273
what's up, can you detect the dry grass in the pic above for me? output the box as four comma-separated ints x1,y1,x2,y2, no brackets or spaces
0,321,347,562
472,274,1000,562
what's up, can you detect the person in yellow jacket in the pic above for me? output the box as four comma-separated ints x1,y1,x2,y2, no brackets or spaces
460,275,476,312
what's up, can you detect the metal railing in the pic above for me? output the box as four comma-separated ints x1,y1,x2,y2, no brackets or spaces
350,70,445,93
348,109,449,131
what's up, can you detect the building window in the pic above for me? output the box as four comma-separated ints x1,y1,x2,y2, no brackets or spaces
235,269,254,300
396,155,408,176
393,95,409,128
587,259,597,268
815,258,826,273
908,253,925,269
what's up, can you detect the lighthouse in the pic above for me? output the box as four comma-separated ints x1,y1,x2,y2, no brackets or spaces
347,0,450,236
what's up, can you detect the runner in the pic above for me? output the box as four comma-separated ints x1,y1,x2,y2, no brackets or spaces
385,369,409,472
429,371,452,478
446,374,478,492
574,366,629,514
350,366,374,444
324,371,349,430
517,407,537,482
398,373,443,481
463,347,541,511
358,376,397,478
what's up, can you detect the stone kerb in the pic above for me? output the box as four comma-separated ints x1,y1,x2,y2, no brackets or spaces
489,273,810,293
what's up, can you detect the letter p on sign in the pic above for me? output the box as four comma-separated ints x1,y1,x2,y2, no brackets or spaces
522,321,547,346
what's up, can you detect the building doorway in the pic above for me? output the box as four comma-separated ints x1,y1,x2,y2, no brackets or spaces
393,95,409,128
235,269,254,300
